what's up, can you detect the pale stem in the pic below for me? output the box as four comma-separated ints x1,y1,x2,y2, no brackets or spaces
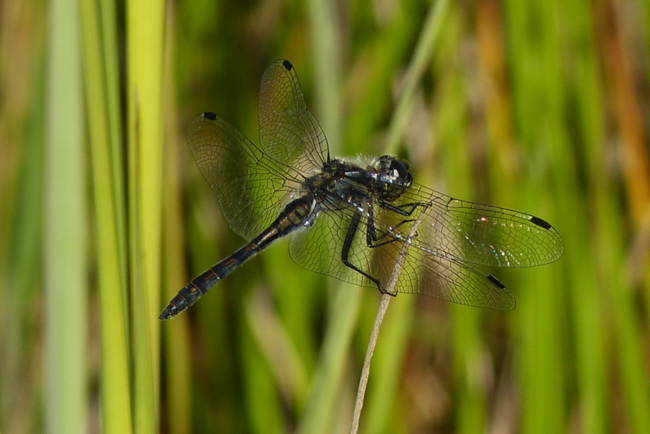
349,207,427,434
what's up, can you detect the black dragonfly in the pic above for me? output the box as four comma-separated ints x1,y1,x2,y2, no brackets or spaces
159,60,564,320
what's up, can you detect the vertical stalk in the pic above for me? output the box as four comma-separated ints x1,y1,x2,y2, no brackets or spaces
44,0,86,431
80,0,133,431
127,0,166,432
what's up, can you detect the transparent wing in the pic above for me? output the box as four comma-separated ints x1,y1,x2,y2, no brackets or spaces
187,112,301,241
258,59,328,175
289,200,515,310
399,247,516,310
394,183,565,268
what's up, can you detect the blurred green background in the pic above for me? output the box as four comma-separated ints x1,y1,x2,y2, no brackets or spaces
1,0,650,432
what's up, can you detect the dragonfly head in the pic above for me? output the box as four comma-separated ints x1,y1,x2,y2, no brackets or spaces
377,155,413,200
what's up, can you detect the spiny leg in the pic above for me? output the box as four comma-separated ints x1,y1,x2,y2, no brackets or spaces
366,202,422,247
341,203,426,295
365,203,407,248
379,200,427,217
341,212,385,291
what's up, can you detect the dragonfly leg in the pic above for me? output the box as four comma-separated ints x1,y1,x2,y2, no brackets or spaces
365,204,420,247
379,201,427,216
341,212,385,291
365,204,408,247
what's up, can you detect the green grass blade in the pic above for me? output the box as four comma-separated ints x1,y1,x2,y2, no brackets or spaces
308,0,342,152
502,1,569,432
99,0,130,319
384,0,450,155
295,287,363,434
555,1,608,432
44,0,87,431
241,302,286,434
79,0,133,431
127,0,166,431
343,0,420,156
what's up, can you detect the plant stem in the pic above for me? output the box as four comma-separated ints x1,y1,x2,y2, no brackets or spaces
349,207,427,434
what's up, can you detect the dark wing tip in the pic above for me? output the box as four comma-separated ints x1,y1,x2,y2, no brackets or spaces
282,59,293,71
203,112,217,121
486,275,516,310
530,215,552,230
487,274,506,289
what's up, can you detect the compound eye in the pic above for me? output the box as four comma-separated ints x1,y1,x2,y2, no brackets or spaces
390,159,409,180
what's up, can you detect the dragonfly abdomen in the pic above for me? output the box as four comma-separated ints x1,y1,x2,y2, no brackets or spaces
159,195,313,320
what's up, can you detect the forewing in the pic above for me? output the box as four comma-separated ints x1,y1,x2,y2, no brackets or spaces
289,201,515,310
258,60,328,175
395,183,564,268
188,112,300,241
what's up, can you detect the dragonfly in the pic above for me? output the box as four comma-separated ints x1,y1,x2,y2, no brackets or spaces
159,60,564,320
